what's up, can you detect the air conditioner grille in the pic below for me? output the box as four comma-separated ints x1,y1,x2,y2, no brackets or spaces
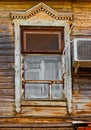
77,41,91,60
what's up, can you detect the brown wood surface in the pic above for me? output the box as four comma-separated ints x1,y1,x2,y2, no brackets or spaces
0,0,91,128
0,117,73,128
0,128,74,130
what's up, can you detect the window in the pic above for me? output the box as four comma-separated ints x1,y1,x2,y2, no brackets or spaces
11,2,72,112
21,27,64,100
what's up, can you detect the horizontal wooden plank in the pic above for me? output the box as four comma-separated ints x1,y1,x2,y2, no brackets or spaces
73,103,91,110
0,128,75,130
0,32,13,37
21,100,66,107
0,70,14,76
0,83,14,89
0,96,14,101
73,77,91,84
19,106,67,117
0,124,73,129
0,88,14,96
0,23,13,31
79,90,91,96
72,73,91,77
0,102,14,107
72,27,91,36
0,29,13,36
0,76,14,82
0,56,14,62
0,37,14,43
73,20,91,27
73,84,91,91
0,1,72,11
73,7,91,13
0,116,72,124
0,43,14,49
0,107,15,117
72,2,91,8
0,107,14,112
73,97,91,103
73,110,91,116
0,98,14,102
0,101,15,117
0,63,14,69
0,1,71,5
0,117,73,128
0,95,14,100
0,11,10,18
73,90,91,97
74,12,91,20
0,128,74,130
0,2,90,11
0,50,14,56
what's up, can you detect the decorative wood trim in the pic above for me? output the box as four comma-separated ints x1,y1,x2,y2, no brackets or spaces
64,21,72,113
11,3,72,113
11,2,72,20
14,20,21,113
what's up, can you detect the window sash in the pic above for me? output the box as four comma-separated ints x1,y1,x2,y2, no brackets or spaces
21,55,63,100
21,27,64,53
24,83,63,100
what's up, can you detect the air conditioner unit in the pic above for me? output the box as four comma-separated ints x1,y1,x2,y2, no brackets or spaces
72,38,91,72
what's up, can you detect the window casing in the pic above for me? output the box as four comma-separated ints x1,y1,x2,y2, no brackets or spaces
12,3,72,112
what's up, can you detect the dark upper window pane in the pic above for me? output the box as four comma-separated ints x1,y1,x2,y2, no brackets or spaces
26,33,58,51
21,27,64,53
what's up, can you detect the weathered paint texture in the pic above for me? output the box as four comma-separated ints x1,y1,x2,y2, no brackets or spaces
0,0,91,129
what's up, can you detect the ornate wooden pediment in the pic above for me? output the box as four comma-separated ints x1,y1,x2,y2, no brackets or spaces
11,2,72,20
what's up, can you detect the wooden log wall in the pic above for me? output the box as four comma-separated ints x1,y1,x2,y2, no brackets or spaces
0,0,91,128
0,128,74,130
71,1,91,117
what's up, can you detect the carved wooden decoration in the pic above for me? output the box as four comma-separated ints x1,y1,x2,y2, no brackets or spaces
11,2,72,113
11,2,72,20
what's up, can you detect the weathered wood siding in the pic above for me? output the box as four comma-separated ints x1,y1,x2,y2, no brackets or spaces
0,0,91,128
72,69,91,116
71,1,91,117
0,128,74,130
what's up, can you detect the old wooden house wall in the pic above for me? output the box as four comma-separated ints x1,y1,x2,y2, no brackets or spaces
0,0,91,128
71,1,91,117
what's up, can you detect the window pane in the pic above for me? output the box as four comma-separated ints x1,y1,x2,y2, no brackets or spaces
25,33,59,51
24,61,41,80
51,84,63,99
25,84,48,99
24,83,63,99
24,55,62,80
44,61,61,80
23,55,63,99
21,27,64,53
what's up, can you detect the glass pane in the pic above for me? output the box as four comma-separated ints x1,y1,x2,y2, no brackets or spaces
44,61,60,80
25,83,48,99
25,33,59,51
24,56,41,80
24,55,62,80
24,55,63,99
51,84,63,99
